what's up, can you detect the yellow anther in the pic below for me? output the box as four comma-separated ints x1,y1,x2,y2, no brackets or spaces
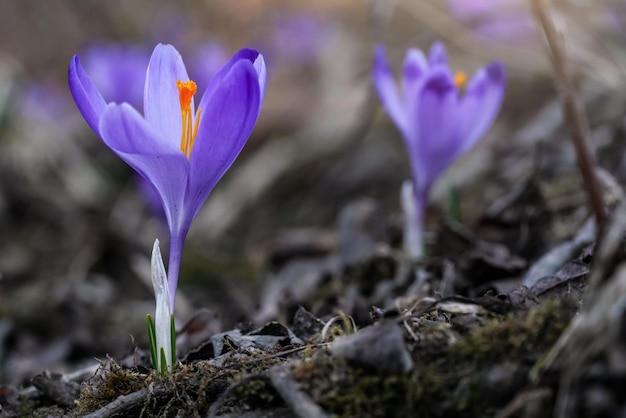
176,80,200,158
454,71,468,89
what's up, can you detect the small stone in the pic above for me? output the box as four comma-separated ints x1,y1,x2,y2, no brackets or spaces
330,321,413,375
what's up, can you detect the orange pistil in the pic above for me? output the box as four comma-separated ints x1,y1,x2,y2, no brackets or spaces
454,71,468,89
176,80,201,158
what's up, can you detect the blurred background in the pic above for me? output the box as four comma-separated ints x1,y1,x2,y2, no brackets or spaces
0,0,625,386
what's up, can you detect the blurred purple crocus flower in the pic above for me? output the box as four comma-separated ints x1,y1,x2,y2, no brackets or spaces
68,44,266,305
187,42,229,90
373,43,505,258
81,42,150,108
446,0,535,42
17,81,79,129
271,12,332,63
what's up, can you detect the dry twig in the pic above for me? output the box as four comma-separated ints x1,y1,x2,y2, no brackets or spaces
530,0,608,227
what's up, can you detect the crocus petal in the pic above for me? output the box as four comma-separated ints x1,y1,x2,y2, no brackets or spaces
202,48,266,108
151,239,173,372
401,48,429,139
413,69,460,193
459,61,506,153
144,44,191,144
428,42,449,67
98,103,189,231
253,53,267,105
373,45,408,137
68,55,107,135
186,59,261,223
402,49,428,91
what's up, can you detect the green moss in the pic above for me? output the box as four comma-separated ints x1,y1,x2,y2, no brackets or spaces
290,299,575,418
222,377,282,413
8,392,77,417
289,351,399,417
435,300,574,415
290,350,451,418
10,396,40,418
446,299,574,364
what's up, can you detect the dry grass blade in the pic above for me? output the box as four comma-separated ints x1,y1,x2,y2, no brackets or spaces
530,0,608,227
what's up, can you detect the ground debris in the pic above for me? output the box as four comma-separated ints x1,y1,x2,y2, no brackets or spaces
31,372,81,409
0,291,567,418
330,321,413,375
525,203,626,418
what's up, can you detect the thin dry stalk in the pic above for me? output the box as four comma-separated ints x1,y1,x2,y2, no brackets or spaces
530,0,608,227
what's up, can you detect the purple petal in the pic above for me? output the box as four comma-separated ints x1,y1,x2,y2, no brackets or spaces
401,48,429,134
207,49,261,82
203,48,266,107
186,58,262,222
459,61,506,153
402,49,428,89
99,103,190,233
99,102,179,155
373,45,408,137
413,69,460,194
428,42,449,67
144,44,190,145
253,53,267,104
68,55,107,134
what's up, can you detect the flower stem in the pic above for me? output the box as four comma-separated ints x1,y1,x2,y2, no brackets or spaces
530,0,608,227
170,314,177,370
401,180,425,259
167,234,184,308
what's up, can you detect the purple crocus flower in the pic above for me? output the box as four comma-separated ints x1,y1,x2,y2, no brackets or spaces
69,44,266,305
135,44,229,225
373,43,505,258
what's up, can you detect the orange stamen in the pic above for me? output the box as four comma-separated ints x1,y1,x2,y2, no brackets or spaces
177,80,196,110
454,71,468,89
176,80,201,158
